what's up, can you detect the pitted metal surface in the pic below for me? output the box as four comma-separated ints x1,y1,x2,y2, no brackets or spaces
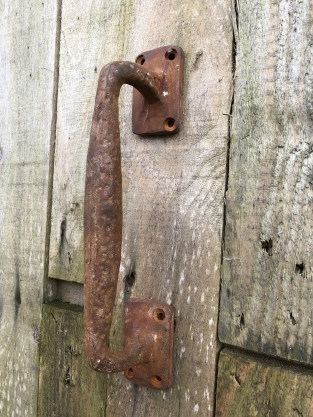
84,49,181,387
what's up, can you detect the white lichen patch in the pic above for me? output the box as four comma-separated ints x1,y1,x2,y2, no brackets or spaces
166,292,172,305
185,389,190,402
204,388,210,401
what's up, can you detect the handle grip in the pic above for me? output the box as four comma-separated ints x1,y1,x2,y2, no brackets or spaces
84,61,162,373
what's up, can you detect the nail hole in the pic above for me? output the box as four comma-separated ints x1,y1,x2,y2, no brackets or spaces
165,48,177,60
290,312,297,325
151,375,163,388
154,308,165,322
136,55,145,65
125,271,136,290
64,367,71,385
164,117,176,131
125,368,134,378
295,263,304,275
261,238,273,256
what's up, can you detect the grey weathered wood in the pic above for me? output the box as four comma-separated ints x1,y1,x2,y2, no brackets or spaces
0,0,58,415
38,302,106,417
48,0,233,415
216,348,313,417
48,0,113,283
219,0,313,364
57,280,84,305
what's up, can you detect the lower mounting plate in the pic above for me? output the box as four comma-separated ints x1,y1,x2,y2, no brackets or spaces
124,298,174,389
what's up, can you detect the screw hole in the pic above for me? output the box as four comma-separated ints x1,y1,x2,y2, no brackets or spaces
165,48,177,60
125,368,134,378
158,312,165,320
154,308,165,322
136,55,145,65
151,375,163,388
164,117,176,131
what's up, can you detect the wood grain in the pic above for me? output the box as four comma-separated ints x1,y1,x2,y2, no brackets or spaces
219,0,313,364
216,348,313,417
48,0,233,415
48,0,115,282
38,302,106,417
0,1,58,415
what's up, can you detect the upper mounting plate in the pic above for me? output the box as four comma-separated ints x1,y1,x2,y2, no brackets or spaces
132,45,184,136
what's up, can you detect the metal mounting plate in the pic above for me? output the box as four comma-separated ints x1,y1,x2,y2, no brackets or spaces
124,298,174,389
132,45,184,135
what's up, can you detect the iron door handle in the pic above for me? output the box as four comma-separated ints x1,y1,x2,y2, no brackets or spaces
84,46,183,389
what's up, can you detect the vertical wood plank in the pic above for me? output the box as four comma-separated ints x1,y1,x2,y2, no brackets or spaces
38,303,106,417
216,349,313,417
219,0,313,364
49,0,129,282
49,0,233,415
0,0,58,415
106,2,232,415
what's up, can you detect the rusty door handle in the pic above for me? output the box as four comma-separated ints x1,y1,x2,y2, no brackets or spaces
84,46,183,389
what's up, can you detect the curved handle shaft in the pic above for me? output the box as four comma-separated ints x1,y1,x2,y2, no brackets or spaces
84,62,161,373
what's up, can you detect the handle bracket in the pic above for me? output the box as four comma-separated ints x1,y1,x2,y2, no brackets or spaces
85,46,183,390
132,45,183,135
124,299,174,389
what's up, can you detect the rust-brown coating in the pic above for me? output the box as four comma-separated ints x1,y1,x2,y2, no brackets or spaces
132,45,184,135
124,299,174,389
84,61,163,373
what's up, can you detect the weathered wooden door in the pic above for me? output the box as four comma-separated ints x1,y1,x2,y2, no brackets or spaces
2,0,313,416
36,0,233,416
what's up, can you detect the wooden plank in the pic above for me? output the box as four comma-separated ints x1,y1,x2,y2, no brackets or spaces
216,348,313,417
48,0,120,283
38,302,106,417
57,280,84,305
49,0,233,415
0,1,58,415
219,0,313,363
